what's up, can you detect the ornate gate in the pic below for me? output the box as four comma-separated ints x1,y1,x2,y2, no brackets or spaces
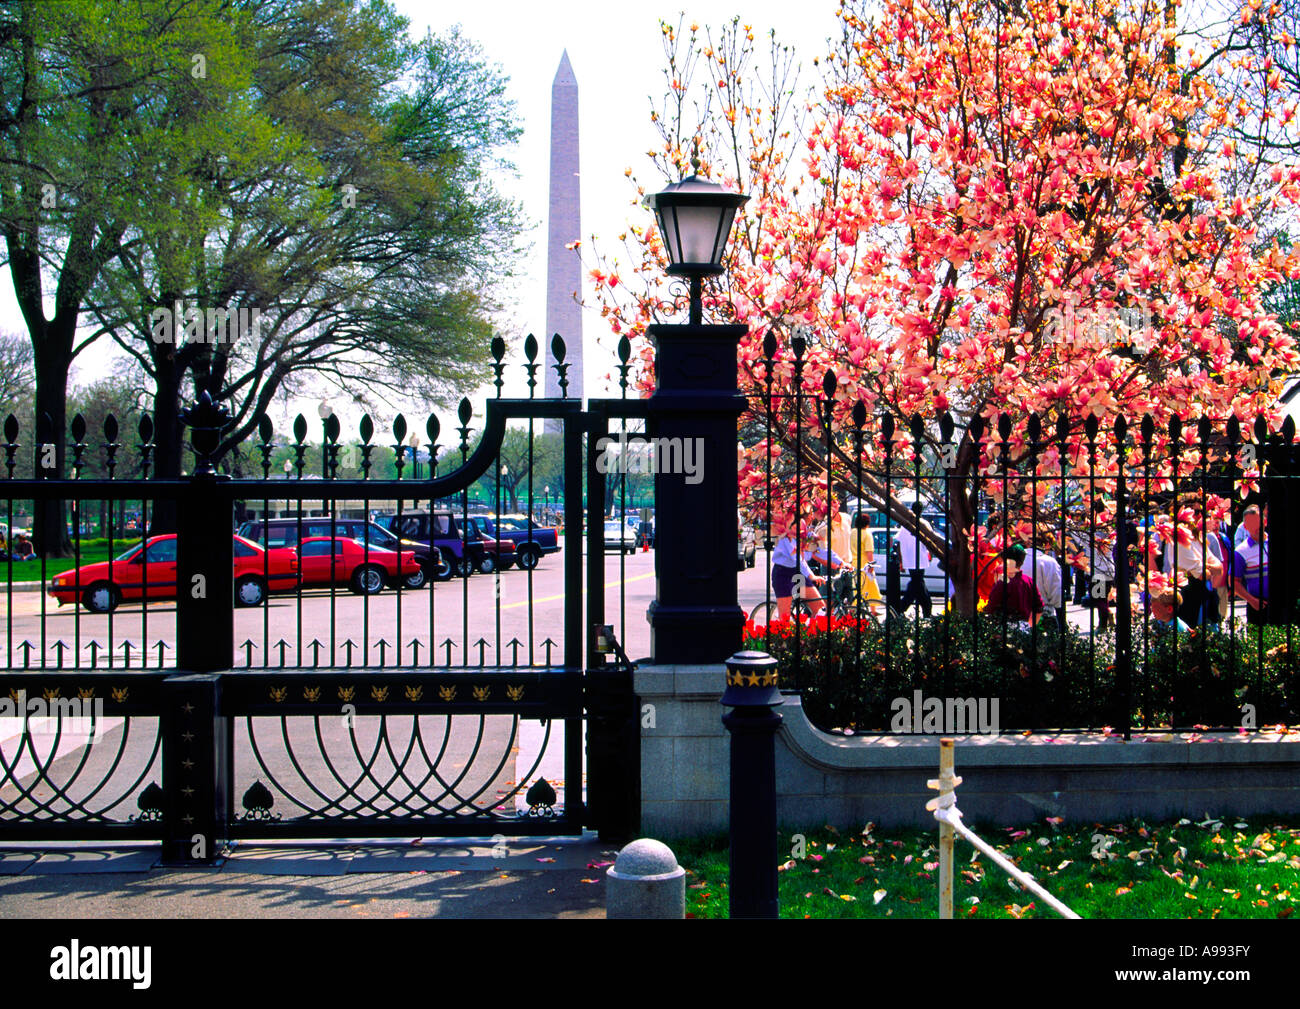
0,336,641,858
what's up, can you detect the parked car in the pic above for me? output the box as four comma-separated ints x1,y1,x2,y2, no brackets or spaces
296,537,420,594
381,511,515,576
48,534,299,613
237,516,440,588
465,513,561,570
603,520,638,555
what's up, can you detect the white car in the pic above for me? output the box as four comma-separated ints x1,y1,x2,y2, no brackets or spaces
603,520,638,555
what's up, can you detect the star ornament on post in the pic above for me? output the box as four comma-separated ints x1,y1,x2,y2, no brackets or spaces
721,650,781,708
643,170,748,326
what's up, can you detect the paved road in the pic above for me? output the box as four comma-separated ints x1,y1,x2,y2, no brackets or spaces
2,547,1184,671
0,547,795,669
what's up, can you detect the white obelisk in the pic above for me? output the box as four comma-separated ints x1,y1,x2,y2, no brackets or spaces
544,51,583,417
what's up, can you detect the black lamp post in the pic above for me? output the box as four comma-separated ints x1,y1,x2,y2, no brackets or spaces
643,169,749,664
644,174,749,326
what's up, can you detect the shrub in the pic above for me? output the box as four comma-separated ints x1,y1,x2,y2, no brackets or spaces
742,615,1300,733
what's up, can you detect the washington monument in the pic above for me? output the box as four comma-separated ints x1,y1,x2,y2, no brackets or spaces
544,50,583,412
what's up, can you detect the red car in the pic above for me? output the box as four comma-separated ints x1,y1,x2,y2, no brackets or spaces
296,537,420,594
48,534,299,613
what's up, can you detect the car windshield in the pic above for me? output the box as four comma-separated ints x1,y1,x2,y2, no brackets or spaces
364,523,400,548
603,522,623,533
116,543,144,562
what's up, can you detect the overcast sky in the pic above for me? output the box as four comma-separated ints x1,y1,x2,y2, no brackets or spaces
0,2,843,435
390,0,841,412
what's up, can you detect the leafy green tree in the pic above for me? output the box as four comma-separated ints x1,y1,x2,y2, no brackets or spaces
84,5,524,504
467,428,563,513
0,0,240,552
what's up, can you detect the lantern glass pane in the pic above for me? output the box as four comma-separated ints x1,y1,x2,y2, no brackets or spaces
655,205,684,265
716,206,738,262
672,204,727,266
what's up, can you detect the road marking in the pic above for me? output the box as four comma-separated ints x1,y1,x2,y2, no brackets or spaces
501,571,655,609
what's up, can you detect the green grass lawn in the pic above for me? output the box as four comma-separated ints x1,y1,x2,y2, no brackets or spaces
1,539,140,583
672,816,1300,918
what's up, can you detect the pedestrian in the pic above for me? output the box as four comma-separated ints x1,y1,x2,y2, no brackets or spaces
12,533,33,560
985,544,1044,629
849,512,885,617
769,522,826,621
1071,533,1116,630
1024,547,1064,630
1232,504,1269,625
826,496,853,564
1163,517,1221,628
809,522,849,577
1207,521,1233,623
1150,589,1190,634
894,501,933,616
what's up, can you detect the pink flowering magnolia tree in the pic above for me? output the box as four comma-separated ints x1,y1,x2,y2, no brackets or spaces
590,0,1300,613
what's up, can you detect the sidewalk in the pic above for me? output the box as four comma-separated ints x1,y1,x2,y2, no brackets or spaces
0,835,616,918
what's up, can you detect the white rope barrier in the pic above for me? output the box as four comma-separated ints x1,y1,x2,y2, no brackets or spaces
926,738,1082,920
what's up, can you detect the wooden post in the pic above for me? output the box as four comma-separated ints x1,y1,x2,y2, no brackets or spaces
926,737,960,919
938,739,955,919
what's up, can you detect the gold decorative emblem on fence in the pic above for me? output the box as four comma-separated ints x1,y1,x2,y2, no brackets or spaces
370,685,389,702
78,687,95,699
337,686,355,702
303,686,320,702
472,685,491,702
438,685,456,701
404,685,423,701
42,687,60,701
506,685,524,701
111,687,128,703
269,686,288,703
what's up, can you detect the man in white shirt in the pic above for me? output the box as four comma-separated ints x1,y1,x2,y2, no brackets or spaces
1163,525,1221,627
1024,547,1064,630
894,502,933,616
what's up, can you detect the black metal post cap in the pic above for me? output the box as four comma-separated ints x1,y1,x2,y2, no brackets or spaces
720,649,783,708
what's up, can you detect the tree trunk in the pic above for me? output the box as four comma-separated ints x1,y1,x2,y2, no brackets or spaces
946,487,978,617
32,340,72,558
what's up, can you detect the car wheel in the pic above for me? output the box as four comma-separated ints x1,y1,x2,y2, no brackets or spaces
455,556,475,578
477,553,497,575
516,545,540,571
432,549,454,582
234,574,266,607
351,564,386,595
83,582,119,614
403,564,428,590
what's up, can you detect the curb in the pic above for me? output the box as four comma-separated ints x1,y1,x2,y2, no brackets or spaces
5,582,42,593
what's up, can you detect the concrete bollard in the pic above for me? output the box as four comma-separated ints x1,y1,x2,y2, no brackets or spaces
605,838,686,919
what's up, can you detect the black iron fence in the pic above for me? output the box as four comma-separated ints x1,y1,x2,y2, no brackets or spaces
743,335,1300,737
0,337,644,853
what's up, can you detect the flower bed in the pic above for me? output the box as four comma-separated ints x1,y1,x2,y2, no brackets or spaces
742,615,1300,733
